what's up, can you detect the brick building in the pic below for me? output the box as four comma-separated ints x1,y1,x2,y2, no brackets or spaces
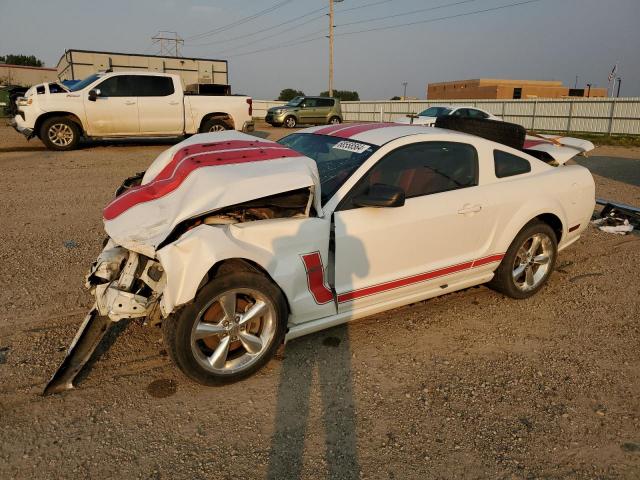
427,78,608,100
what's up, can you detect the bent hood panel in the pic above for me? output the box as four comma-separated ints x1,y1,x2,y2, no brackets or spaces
104,132,321,256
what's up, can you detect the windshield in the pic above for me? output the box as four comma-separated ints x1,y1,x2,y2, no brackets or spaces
418,106,452,117
68,73,102,92
278,133,378,204
285,96,304,107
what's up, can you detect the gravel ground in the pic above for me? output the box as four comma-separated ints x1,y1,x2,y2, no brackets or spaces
0,124,639,479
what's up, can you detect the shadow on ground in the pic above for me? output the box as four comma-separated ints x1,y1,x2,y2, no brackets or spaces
576,156,640,187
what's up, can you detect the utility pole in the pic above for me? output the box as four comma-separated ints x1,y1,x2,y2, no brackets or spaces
402,82,408,99
152,31,184,57
586,83,592,98
574,75,578,89
328,0,343,97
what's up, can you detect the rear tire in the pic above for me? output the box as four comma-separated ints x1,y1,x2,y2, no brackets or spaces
200,118,231,133
40,117,80,151
328,116,341,125
284,116,297,128
488,220,557,299
163,271,287,386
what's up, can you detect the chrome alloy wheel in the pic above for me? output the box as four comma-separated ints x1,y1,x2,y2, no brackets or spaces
47,123,74,147
284,116,296,128
329,117,340,124
190,288,276,375
512,233,553,291
208,124,226,132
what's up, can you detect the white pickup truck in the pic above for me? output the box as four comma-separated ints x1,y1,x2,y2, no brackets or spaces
11,71,254,150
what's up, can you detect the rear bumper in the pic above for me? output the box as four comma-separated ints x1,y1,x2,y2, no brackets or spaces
10,116,34,139
242,120,255,133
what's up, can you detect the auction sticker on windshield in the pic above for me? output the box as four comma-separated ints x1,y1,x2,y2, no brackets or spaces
332,140,371,154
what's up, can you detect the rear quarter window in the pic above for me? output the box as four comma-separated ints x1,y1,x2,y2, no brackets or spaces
494,150,531,178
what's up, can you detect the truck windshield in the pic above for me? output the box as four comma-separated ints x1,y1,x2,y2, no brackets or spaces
67,73,102,92
278,133,378,204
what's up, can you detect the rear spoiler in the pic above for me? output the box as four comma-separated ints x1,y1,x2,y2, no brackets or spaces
523,134,595,165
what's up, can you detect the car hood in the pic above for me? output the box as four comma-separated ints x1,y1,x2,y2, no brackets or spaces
103,131,322,256
268,105,293,112
523,134,595,165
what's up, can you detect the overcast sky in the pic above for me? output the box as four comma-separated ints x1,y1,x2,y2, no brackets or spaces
1,0,639,99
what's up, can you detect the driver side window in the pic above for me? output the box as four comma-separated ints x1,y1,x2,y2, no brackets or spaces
340,141,478,210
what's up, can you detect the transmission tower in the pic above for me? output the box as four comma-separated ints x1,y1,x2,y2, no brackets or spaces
151,31,184,57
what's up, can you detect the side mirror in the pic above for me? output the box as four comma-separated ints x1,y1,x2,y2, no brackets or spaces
88,88,101,101
353,183,405,208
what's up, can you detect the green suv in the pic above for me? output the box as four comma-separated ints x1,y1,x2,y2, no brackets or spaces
265,96,342,128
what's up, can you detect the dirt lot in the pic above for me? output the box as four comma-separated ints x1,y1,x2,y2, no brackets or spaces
0,123,639,479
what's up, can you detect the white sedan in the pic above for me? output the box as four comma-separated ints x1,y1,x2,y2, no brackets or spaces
45,122,595,392
396,105,501,126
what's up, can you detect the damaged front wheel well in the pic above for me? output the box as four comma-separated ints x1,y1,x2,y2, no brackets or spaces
198,258,292,316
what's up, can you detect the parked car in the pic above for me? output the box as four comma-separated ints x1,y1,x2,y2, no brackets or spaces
45,122,595,393
11,71,254,150
396,105,501,126
265,96,342,128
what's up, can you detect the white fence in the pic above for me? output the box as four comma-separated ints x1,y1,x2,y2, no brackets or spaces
253,98,640,135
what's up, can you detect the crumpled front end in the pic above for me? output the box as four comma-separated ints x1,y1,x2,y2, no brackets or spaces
85,239,167,323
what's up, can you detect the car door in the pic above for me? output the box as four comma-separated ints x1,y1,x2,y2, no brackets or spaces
136,76,184,135
83,75,139,135
298,98,319,124
332,141,494,313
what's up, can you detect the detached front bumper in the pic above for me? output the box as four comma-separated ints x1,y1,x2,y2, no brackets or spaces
10,116,35,139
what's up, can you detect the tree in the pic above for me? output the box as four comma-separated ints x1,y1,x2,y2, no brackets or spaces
0,54,44,67
319,90,360,101
278,88,305,101
390,96,401,100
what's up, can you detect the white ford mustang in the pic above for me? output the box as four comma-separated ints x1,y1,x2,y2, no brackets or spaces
45,122,595,392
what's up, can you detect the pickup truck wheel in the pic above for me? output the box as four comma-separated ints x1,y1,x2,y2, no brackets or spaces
201,118,230,133
163,271,287,386
488,221,557,299
284,116,297,128
40,117,80,151
328,116,341,125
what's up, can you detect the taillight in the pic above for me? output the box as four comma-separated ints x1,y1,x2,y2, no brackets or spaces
246,98,253,116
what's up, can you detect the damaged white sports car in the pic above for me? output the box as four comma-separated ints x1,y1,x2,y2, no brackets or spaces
45,122,595,393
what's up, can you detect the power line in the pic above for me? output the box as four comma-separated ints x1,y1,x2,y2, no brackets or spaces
337,0,479,28
185,0,395,50
186,0,293,41
336,0,545,36
187,5,328,47
224,0,545,59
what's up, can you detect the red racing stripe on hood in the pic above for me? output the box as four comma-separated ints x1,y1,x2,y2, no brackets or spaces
523,139,551,149
313,123,370,136
103,145,300,220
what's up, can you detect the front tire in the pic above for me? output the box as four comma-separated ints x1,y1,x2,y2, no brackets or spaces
328,116,341,125
40,117,80,151
489,220,557,299
283,115,297,128
163,271,287,386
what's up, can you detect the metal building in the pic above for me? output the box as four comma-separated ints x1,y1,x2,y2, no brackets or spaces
56,49,228,86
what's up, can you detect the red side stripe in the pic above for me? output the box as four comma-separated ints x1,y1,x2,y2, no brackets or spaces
335,253,505,303
104,146,300,220
471,254,505,268
301,252,334,304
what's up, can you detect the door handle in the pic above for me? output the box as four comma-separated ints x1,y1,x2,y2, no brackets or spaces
125,101,136,106
458,204,482,214
169,101,180,105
